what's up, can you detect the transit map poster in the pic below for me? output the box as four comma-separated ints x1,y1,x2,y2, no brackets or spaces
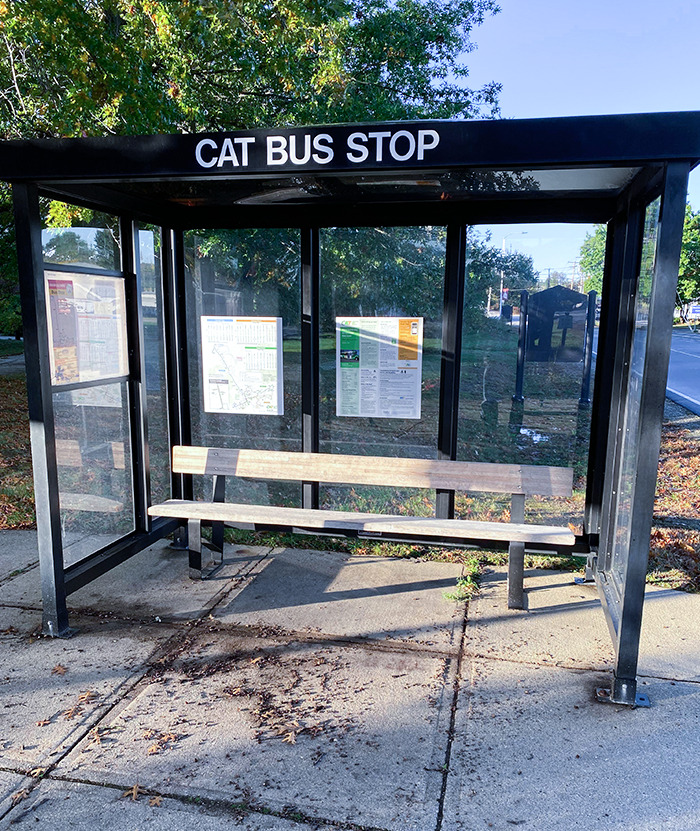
45,271,129,386
336,316,423,419
201,316,284,415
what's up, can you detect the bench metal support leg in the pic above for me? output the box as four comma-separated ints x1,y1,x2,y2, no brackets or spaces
188,518,203,579
507,541,525,609
211,474,226,562
507,494,526,609
188,515,224,581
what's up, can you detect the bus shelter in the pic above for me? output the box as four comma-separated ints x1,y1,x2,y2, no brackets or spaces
2,112,699,707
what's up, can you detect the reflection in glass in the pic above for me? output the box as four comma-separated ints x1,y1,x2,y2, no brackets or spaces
138,226,171,506
54,383,134,566
319,226,445,515
42,207,121,270
456,227,595,531
184,228,301,507
610,198,661,592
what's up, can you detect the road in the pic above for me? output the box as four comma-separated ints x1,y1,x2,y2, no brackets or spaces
666,329,700,416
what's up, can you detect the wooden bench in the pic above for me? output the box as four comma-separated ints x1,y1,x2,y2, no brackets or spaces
148,446,575,609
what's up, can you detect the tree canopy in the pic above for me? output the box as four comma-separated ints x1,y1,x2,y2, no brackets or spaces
579,224,606,295
678,204,700,305
0,0,507,336
579,206,700,306
0,0,501,138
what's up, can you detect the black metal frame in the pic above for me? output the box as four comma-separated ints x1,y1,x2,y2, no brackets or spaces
5,114,698,704
596,162,690,706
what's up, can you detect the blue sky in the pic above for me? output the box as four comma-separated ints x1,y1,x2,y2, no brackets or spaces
465,0,700,278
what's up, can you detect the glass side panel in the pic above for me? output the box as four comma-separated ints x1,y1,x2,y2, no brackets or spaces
42,204,121,271
456,226,598,530
319,226,445,514
53,382,134,567
610,198,661,593
184,228,301,507
138,226,170,505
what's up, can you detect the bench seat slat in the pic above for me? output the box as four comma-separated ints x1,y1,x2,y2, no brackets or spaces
148,499,576,547
171,447,574,498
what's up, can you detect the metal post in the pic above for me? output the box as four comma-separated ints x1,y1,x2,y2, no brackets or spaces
13,184,71,636
578,290,597,406
162,229,192,501
507,493,526,609
121,217,150,533
436,224,466,519
301,227,320,509
513,290,527,402
584,218,622,542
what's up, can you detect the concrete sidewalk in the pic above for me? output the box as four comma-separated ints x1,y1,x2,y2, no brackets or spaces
0,532,698,830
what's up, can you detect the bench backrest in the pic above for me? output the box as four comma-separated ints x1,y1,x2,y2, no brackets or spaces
172,446,573,497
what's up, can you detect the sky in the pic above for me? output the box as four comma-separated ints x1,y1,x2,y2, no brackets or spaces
464,0,700,279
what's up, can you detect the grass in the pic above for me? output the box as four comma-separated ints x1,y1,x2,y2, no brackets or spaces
0,375,35,529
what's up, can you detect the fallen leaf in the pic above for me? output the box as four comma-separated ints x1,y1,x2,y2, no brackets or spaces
28,767,46,778
63,704,81,720
51,664,67,676
282,730,297,744
11,789,30,806
35,719,51,727
149,796,163,807
122,784,145,802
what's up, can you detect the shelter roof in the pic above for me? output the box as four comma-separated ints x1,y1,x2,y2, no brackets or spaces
2,112,699,227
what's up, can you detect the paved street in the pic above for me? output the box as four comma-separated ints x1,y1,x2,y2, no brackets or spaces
667,329,700,416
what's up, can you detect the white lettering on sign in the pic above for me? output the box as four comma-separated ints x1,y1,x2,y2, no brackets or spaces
195,136,255,168
367,131,391,161
417,129,440,159
195,128,441,169
267,134,335,166
347,129,440,163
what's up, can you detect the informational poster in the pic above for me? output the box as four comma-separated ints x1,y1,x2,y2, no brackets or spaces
336,316,423,419
45,271,129,386
201,316,284,415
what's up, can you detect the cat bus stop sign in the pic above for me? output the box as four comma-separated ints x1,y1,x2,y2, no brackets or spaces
1,112,699,707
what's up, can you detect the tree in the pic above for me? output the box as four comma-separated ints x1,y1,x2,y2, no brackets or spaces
579,224,606,294
678,204,700,304
579,207,700,305
0,0,501,139
0,0,503,335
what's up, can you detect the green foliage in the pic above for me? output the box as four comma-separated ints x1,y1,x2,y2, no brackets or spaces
579,224,606,294
678,203,700,304
0,185,20,336
579,205,700,304
0,0,502,329
0,0,501,138
189,225,537,333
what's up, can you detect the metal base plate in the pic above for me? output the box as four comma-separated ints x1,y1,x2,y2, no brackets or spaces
595,687,651,708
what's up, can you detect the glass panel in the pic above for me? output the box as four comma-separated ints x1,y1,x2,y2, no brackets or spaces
42,206,121,271
53,382,134,567
138,226,170,505
319,226,445,514
184,229,301,507
45,270,129,386
610,198,661,592
456,226,597,531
